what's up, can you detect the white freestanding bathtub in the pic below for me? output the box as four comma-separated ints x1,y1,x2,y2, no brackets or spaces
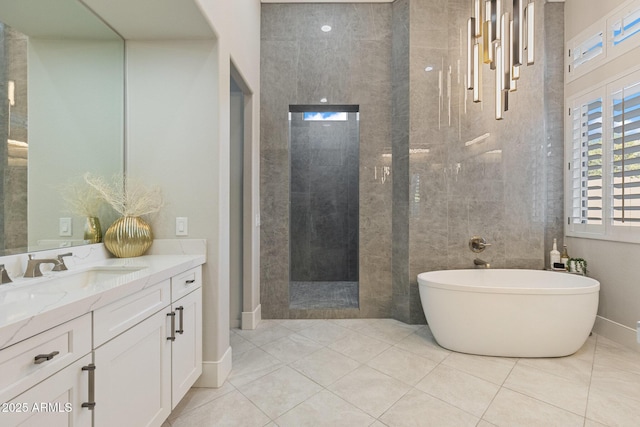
417,269,600,358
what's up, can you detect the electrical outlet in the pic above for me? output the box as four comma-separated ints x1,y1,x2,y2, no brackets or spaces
176,217,188,236
59,217,72,237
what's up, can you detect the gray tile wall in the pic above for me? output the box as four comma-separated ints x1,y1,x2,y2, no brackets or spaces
261,0,564,323
261,4,393,319
391,0,411,323
289,112,359,282
404,0,564,323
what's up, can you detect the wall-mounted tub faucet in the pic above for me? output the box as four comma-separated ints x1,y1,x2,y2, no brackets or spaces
470,236,491,268
474,258,491,269
469,236,491,253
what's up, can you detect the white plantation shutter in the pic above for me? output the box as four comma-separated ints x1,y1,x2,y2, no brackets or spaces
570,31,604,73
565,1,640,242
610,1,640,49
570,95,604,226
610,79,640,225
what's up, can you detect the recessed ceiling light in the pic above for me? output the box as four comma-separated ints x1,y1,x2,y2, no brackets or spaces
320,98,328,103
321,25,332,32
424,66,434,72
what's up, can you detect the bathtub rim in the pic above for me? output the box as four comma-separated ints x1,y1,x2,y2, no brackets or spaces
417,269,600,295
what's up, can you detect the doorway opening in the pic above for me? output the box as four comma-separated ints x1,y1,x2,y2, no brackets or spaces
288,105,360,310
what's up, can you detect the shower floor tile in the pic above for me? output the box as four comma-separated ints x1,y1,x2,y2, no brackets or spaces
289,281,359,309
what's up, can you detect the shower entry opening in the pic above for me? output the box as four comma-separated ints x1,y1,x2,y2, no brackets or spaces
288,105,360,310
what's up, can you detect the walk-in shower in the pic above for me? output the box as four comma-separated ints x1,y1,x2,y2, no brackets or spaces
288,105,359,310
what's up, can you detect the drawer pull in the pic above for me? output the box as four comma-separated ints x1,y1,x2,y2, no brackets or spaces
167,312,176,341
176,306,184,334
185,279,196,284
34,351,60,364
81,364,96,410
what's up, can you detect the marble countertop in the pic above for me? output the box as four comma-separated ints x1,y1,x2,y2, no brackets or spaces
0,254,205,350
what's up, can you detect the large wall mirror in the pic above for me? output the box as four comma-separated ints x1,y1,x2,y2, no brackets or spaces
0,0,124,255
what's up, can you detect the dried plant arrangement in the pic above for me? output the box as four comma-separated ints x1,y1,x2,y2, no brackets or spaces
83,173,163,218
61,176,103,217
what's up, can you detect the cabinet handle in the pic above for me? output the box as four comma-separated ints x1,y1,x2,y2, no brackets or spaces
81,364,96,410
176,306,184,334
34,351,60,364
185,279,195,284
167,312,176,341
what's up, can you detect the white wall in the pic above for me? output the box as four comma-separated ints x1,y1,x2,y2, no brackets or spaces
125,0,261,386
565,0,640,348
196,0,262,322
125,40,231,385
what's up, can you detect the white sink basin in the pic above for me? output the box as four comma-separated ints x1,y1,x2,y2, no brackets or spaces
40,265,146,292
0,265,146,303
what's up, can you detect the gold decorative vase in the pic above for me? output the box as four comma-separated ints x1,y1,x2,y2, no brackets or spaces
104,216,153,258
84,216,102,243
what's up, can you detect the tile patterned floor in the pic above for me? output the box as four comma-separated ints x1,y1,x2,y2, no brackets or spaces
163,319,640,427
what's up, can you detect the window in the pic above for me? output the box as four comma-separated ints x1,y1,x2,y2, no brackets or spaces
569,31,604,73
566,0,640,242
610,2,640,47
567,0,640,82
567,71,640,241
303,112,348,121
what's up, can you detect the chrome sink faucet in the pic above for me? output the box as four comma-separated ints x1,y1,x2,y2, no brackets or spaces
0,264,12,284
24,254,61,278
52,253,73,271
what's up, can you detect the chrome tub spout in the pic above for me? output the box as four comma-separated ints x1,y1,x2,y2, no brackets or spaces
474,258,490,269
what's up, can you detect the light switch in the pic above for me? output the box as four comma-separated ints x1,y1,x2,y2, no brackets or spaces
176,217,188,236
59,217,72,237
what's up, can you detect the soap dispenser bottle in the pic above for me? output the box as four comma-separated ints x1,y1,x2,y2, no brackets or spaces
550,238,561,268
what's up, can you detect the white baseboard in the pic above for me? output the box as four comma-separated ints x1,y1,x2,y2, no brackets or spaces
594,315,640,352
194,346,232,388
242,304,261,330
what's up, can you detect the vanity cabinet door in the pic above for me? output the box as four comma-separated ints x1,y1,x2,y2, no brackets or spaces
93,309,171,427
171,287,202,409
2,353,92,427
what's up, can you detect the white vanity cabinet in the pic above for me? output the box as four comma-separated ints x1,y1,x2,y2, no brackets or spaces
92,266,202,427
0,257,204,427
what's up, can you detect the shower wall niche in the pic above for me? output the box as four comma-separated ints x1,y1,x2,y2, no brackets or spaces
289,106,359,310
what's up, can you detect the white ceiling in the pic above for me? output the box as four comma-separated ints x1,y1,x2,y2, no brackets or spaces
83,0,215,40
261,1,393,3
261,0,564,3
